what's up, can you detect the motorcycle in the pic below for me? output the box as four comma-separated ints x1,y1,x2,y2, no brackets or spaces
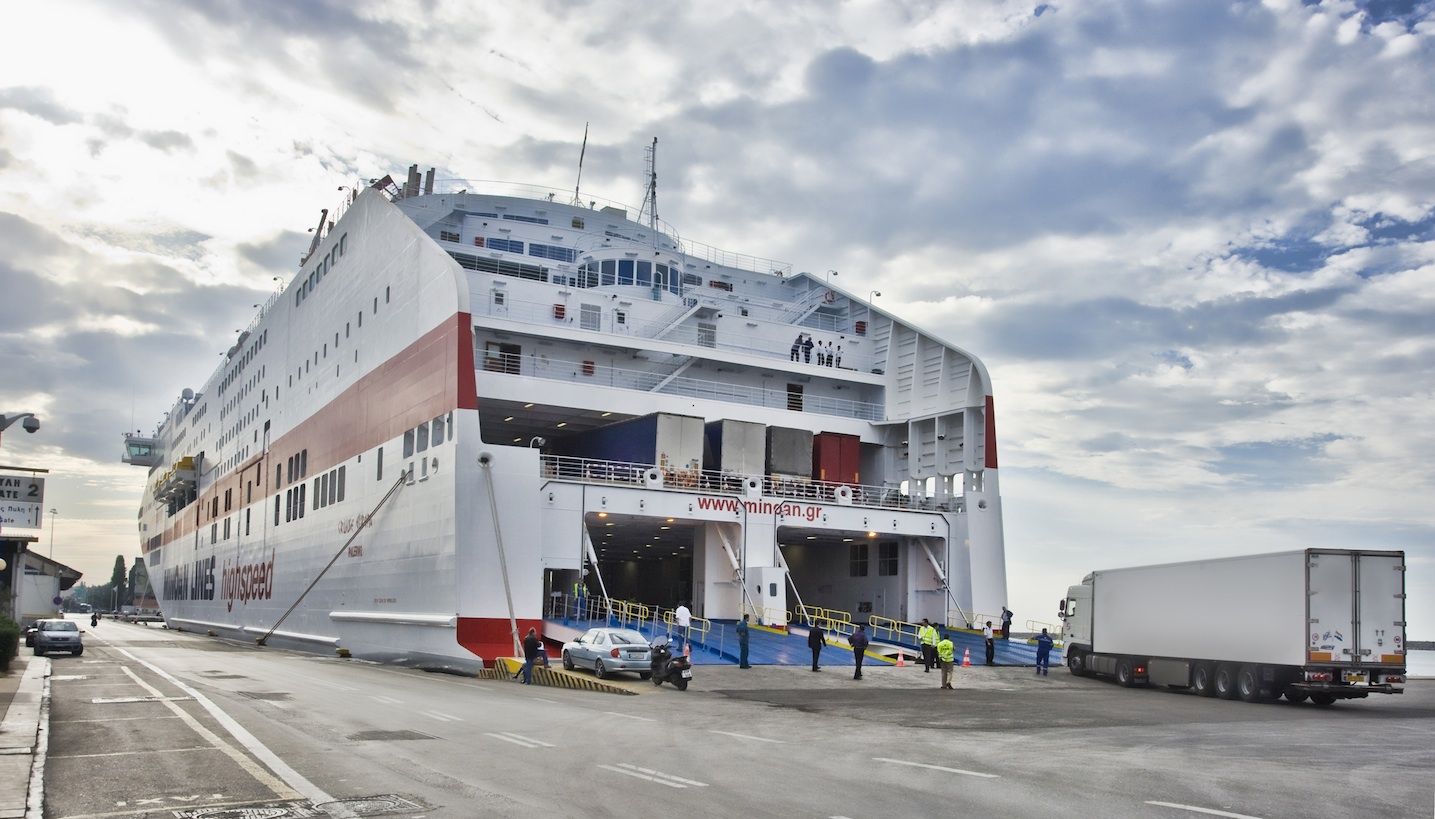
90,613,99,628
649,636,693,691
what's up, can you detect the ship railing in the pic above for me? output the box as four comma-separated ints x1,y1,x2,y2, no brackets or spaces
867,614,922,646
739,603,789,628
483,351,883,421
539,454,961,513
476,295,868,372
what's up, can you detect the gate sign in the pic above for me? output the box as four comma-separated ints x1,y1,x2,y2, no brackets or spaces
0,476,45,528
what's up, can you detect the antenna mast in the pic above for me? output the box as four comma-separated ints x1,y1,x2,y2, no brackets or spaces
571,122,589,206
638,137,658,230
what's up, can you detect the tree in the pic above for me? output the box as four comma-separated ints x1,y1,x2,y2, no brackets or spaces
110,555,127,608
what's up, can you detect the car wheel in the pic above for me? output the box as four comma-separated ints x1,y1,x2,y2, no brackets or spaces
1237,666,1263,702
1283,689,1309,704
594,659,608,679
33,647,44,656
1214,665,1238,700
639,672,652,680
74,647,83,656
673,678,689,691
1115,659,1135,688
1310,693,1337,706
1067,652,1085,676
562,651,574,671
1192,664,1216,697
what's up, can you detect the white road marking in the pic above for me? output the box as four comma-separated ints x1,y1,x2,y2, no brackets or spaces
603,711,655,721
598,762,708,788
53,716,183,724
369,695,403,705
50,746,219,759
91,695,192,704
420,710,462,722
51,674,89,680
708,729,784,744
112,649,354,817
117,665,299,800
1145,802,1263,819
310,679,359,692
484,731,554,749
872,757,999,779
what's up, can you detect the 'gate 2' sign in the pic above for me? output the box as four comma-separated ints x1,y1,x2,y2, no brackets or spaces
0,476,45,528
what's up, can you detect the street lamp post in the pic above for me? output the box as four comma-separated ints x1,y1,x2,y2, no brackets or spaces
48,508,58,559
868,290,882,304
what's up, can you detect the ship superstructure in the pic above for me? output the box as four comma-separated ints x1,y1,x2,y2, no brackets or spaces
123,162,1007,667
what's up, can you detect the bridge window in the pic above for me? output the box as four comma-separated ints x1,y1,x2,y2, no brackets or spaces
849,543,869,577
878,542,898,576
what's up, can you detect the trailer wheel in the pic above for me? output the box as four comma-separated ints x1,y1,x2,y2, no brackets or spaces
1310,693,1336,706
1067,652,1086,677
1192,664,1216,697
1214,664,1238,700
1236,666,1264,702
1283,689,1308,704
1115,659,1135,687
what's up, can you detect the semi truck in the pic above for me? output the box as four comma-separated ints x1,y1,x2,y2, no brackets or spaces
1058,549,1406,704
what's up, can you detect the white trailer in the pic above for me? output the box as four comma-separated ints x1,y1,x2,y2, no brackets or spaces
1058,549,1406,704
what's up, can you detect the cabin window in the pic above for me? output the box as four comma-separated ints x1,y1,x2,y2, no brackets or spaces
697,322,716,347
340,234,347,255
601,260,616,286
275,494,281,526
416,423,429,453
618,259,634,285
327,470,337,506
404,429,415,457
849,543,869,577
879,542,899,576
431,415,445,446
636,261,651,286
337,466,346,502
376,447,384,482
571,216,584,229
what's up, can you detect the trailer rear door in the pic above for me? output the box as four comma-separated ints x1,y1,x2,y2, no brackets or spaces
1357,553,1406,667
1307,552,1355,665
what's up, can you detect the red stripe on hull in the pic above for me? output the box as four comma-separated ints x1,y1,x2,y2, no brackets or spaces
457,616,545,668
984,394,998,470
154,312,475,552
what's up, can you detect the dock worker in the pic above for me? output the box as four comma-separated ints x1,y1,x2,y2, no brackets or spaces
521,628,541,685
1001,606,1014,640
936,631,956,689
674,601,692,652
983,620,996,666
737,614,751,669
918,619,939,673
808,621,825,671
1035,628,1054,676
850,624,869,680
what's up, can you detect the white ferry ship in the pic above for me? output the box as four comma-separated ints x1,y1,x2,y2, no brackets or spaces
123,158,1008,669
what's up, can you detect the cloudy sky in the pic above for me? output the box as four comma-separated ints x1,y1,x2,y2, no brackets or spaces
1,0,1431,638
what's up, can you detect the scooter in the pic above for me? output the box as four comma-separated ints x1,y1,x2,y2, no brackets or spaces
649,636,693,691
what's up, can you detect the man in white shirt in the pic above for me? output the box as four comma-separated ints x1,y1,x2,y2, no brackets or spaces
674,602,692,652
982,620,996,666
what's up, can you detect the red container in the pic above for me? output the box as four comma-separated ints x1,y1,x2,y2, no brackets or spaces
813,432,860,485
553,304,566,320
855,320,867,335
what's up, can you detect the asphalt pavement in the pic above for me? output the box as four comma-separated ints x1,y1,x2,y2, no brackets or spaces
11,618,1435,818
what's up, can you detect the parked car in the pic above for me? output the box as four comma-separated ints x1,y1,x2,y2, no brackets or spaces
32,619,84,656
23,621,39,647
561,628,652,679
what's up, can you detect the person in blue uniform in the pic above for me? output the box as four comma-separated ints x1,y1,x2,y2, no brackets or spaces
737,614,751,669
1035,628,1054,676
850,624,869,680
808,622,825,671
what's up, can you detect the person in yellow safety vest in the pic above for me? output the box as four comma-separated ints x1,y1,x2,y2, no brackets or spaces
936,631,956,690
917,619,939,673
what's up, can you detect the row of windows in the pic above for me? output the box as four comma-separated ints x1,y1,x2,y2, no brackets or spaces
570,259,684,295
449,251,549,282
294,232,349,307
402,414,452,458
528,242,578,263
849,542,898,577
313,466,346,510
485,237,525,254
280,483,307,524
209,508,253,544
282,449,309,487
220,329,268,398
502,213,548,225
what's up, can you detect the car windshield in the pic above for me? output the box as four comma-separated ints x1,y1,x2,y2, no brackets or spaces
608,630,647,646
42,621,79,632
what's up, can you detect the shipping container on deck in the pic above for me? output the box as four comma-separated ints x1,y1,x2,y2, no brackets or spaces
704,420,766,475
765,426,813,478
556,412,705,486
813,432,860,485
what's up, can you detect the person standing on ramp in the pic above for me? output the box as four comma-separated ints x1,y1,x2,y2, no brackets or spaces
850,624,869,680
808,621,825,671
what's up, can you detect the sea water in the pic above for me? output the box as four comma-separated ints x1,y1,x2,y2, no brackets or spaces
1407,649,1435,677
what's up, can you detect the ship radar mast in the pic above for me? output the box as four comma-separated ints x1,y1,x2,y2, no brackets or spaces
637,137,658,231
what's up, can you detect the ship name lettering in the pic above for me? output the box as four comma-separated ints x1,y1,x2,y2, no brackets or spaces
223,549,276,613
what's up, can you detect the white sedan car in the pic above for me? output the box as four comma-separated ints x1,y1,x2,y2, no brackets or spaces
561,628,652,679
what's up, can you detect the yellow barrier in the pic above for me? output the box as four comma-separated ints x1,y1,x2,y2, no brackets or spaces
661,609,711,638
484,658,637,695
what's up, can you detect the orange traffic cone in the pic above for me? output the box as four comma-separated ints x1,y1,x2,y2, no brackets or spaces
961,647,972,668
896,651,906,668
